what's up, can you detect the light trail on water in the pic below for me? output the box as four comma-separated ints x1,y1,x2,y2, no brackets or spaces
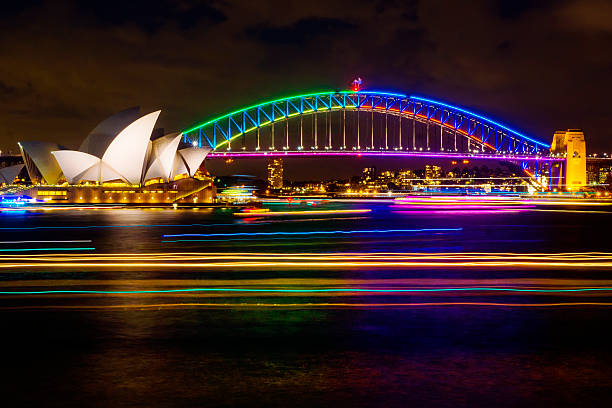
0,247,95,253
0,240,92,244
235,209,372,217
2,287,612,295
1,252,612,268
162,228,462,239
3,302,612,310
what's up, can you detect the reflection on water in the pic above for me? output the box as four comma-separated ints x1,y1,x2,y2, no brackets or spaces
2,201,612,407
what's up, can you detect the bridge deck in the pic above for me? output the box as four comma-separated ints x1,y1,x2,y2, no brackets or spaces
208,150,563,162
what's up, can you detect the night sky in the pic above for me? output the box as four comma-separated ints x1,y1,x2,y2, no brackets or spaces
1,0,612,157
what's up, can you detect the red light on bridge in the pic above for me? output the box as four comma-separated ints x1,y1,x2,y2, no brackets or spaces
351,77,363,92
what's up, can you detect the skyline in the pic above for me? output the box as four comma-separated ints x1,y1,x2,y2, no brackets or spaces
2,0,612,152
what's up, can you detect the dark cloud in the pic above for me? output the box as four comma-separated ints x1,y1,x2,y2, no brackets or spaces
74,0,227,33
0,81,16,97
494,0,556,20
246,17,356,46
0,0,43,20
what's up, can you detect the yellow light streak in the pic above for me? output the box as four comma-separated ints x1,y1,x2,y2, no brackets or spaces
2,302,612,311
2,252,612,269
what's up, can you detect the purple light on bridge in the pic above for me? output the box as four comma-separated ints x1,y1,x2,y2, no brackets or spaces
207,150,563,162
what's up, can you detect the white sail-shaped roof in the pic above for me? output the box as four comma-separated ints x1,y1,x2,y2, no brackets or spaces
178,147,211,177
101,110,161,184
18,141,64,185
79,107,141,158
172,155,189,179
144,132,183,182
51,151,100,184
0,164,24,184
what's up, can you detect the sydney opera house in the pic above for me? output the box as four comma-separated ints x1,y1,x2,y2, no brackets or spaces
3,108,215,204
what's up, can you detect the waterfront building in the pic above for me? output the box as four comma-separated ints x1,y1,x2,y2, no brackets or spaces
13,108,214,204
425,165,442,183
267,158,283,189
586,158,612,187
362,167,376,182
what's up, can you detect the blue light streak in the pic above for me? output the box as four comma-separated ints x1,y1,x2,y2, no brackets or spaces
162,228,462,238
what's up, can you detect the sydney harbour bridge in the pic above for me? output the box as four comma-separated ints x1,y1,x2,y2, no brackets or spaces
181,90,571,190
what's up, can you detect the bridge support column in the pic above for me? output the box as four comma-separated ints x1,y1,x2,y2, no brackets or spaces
314,112,317,148
548,164,552,191
299,115,303,149
398,116,402,149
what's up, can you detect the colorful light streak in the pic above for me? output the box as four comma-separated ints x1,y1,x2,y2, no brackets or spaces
1,205,125,212
2,252,612,268
0,223,240,231
234,209,372,217
392,209,528,214
4,302,612,310
162,228,462,238
0,247,95,253
3,287,612,295
0,240,92,244
394,196,612,207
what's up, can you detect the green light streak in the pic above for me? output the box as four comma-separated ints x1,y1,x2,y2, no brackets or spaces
1,287,612,295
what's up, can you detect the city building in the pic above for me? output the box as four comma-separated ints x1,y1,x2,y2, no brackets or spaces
425,165,442,183
587,158,612,188
267,158,283,189
362,167,376,182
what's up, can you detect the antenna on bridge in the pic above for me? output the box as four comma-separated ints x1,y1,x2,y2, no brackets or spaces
351,77,363,92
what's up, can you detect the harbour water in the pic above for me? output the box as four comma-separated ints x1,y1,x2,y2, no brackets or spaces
2,199,612,407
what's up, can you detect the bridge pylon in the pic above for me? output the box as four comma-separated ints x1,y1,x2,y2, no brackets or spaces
550,129,587,191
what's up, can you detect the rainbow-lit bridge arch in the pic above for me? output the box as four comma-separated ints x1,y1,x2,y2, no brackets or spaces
183,90,556,162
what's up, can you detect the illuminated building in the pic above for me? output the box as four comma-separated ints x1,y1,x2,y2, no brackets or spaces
362,167,376,182
18,108,211,187
12,108,215,203
267,158,283,189
586,158,612,187
425,165,442,181
397,170,416,188
551,129,587,190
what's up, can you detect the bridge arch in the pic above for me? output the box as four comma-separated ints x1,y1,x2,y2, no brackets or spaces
182,90,551,157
